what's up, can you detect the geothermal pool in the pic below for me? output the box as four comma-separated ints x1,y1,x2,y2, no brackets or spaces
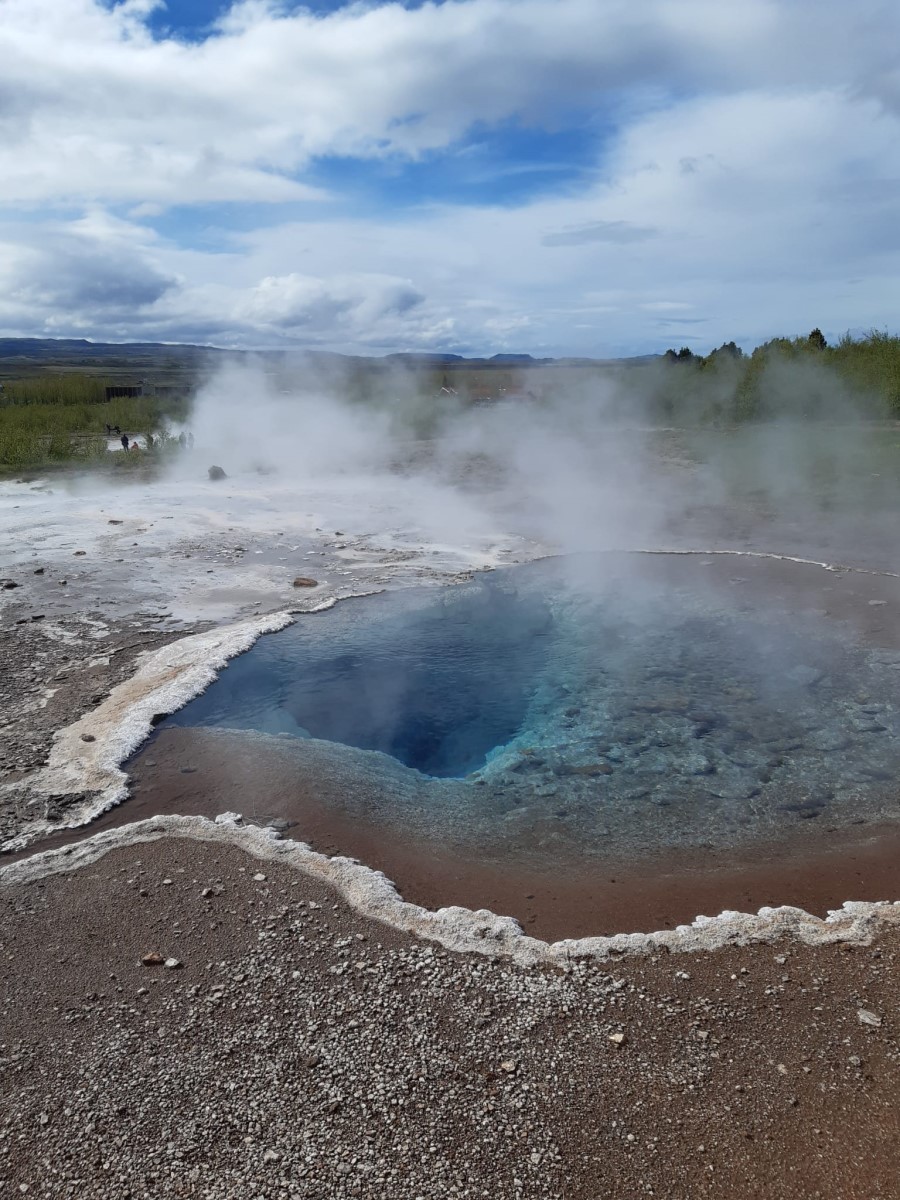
158,554,900,863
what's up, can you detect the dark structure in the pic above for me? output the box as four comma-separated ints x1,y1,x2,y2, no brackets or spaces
105,383,143,401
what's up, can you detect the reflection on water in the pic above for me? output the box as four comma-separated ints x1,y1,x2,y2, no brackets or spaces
164,557,900,857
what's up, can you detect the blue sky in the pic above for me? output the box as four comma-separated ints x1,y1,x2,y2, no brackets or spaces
145,0,352,38
2,0,900,356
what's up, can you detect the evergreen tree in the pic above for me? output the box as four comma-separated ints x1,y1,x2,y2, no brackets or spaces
808,328,827,351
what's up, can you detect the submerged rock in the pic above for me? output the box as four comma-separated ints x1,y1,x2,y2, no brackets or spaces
787,665,825,687
807,729,852,752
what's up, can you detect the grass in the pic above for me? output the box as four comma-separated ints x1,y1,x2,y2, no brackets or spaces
2,331,900,471
0,374,190,469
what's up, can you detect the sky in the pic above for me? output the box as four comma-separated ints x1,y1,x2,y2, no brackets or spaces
1,0,899,358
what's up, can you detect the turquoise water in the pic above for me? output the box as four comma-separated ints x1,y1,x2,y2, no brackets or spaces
164,558,900,853
169,581,553,778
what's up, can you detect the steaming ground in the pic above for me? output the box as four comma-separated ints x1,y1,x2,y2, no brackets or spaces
0,459,526,626
2,393,900,852
4,385,900,1195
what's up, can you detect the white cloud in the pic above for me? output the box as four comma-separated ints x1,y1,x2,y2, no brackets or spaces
1,0,900,353
2,0,898,207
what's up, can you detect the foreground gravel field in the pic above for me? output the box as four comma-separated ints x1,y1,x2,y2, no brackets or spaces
2,836,899,1199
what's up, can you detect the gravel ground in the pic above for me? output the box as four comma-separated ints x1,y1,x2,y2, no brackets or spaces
0,613,204,845
2,836,900,1200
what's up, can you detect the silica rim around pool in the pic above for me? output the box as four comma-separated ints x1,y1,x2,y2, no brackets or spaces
3,811,900,963
3,548,899,953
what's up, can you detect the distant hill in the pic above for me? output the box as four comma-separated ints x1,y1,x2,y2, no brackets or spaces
0,338,662,384
0,337,219,362
0,337,658,370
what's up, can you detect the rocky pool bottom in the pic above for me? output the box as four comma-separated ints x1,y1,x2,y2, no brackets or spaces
65,552,897,936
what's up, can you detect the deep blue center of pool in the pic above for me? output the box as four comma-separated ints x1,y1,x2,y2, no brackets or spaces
168,582,553,777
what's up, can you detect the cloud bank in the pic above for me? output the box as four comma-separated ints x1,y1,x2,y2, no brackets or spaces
2,0,899,354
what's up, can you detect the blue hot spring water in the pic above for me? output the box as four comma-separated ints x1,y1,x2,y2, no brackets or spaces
164,560,900,856
168,581,554,779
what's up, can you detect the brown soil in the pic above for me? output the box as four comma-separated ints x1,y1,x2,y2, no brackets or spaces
3,834,900,1199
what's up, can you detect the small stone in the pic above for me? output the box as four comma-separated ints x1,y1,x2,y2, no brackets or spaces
108,519,123,525
500,1059,518,1073
253,872,267,882
164,958,182,970
262,1149,279,1163
208,465,227,481
777,1063,788,1075
80,733,96,743
141,952,164,966
292,577,319,588
1,580,19,589
787,665,824,687
33,567,44,575
609,1032,626,1045
200,887,214,898
858,1008,882,1027
73,550,86,556
38,1113,49,1127
807,729,850,752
